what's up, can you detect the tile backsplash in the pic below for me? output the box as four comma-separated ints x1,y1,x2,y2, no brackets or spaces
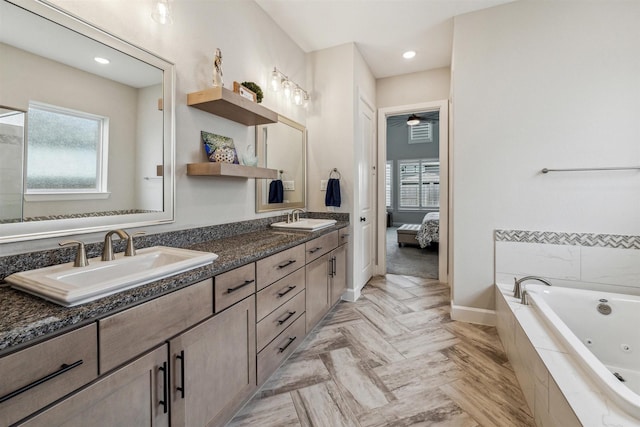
495,229,640,295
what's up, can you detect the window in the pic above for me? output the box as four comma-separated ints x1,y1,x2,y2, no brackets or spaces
408,122,433,144
26,102,109,195
385,161,392,208
399,159,439,209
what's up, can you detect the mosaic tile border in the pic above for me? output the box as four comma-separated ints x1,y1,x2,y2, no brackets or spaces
495,229,640,250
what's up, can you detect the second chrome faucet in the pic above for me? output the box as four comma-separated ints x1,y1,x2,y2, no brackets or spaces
102,229,146,261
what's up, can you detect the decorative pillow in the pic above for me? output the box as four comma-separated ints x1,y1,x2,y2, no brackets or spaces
201,131,239,164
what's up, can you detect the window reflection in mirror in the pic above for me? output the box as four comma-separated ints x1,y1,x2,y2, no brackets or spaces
0,0,174,242
255,115,306,212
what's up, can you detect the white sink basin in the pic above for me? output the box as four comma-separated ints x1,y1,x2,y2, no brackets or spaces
5,246,218,307
271,218,337,231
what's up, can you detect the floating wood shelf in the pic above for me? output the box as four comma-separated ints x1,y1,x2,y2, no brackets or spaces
187,87,277,126
187,163,278,179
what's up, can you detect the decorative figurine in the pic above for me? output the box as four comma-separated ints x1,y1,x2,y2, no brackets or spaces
213,48,223,88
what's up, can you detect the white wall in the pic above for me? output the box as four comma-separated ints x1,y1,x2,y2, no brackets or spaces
306,42,376,297
451,1,640,312
3,0,308,254
376,68,451,109
307,43,355,213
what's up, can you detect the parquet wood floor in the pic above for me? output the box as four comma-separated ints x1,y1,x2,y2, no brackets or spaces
228,274,534,427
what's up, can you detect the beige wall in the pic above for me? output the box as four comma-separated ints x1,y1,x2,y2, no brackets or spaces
376,68,451,108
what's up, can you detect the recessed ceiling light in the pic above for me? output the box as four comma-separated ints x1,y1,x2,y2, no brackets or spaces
94,57,110,65
403,51,416,59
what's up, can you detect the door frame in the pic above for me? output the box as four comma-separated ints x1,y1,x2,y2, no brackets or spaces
376,100,449,283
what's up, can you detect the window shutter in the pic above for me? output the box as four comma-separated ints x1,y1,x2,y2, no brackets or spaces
385,161,392,208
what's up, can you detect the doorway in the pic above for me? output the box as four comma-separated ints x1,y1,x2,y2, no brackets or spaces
376,101,449,283
385,110,440,278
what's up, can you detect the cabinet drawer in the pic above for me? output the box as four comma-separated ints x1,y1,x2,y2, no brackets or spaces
256,244,305,290
305,231,338,263
256,267,305,321
214,263,256,313
257,313,305,385
257,290,305,351
339,227,350,245
0,324,98,427
99,279,213,373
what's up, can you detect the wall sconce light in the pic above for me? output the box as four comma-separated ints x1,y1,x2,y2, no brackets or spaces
151,0,173,25
270,67,309,107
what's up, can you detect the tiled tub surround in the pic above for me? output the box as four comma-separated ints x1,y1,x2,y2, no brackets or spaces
0,213,348,354
495,229,640,426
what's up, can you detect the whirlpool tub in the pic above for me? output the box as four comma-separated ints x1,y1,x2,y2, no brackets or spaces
524,284,640,419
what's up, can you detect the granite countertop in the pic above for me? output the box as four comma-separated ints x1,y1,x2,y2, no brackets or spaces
0,222,347,356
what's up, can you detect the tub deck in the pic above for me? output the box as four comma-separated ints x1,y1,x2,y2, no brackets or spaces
495,283,639,426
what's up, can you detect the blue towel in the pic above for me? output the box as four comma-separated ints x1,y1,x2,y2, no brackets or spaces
268,179,284,203
325,178,341,207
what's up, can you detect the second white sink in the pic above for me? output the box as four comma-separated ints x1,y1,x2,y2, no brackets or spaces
6,246,218,307
271,218,337,231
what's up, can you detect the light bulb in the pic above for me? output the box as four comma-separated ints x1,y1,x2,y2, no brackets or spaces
293,88,303,105
270,68,279,91
283,80,292,99
152,0,173,24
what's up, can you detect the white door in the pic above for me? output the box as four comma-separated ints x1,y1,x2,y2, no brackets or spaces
356,96,375,290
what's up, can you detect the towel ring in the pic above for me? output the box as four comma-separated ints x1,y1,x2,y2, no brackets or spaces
329,168,341,179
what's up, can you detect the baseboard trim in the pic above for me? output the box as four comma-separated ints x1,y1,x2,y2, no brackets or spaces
342,284,363,302
450,303,496,326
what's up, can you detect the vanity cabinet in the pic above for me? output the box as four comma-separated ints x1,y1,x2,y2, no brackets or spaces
20,345,169,427
169,295,256,427
0,324,98,427
98,279,213,373
255,247,307,386
304,230,348,332
3,224,347,426
330,244,347,305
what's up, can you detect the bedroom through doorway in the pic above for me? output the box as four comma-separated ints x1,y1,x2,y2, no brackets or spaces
384,111,440,279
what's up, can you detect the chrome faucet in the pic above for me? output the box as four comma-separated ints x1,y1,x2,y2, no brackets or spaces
125,231,146,256
291,208,305,223
59,240,89,267
102,229,130,261
513,276,552,305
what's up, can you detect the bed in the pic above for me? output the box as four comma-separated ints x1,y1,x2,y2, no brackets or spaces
416,212,439,248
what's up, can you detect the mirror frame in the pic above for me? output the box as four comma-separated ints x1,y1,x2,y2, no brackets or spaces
255,115,306,213
0,0,175,243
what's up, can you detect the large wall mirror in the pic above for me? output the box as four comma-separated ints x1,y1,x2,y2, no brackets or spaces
0,0,175,243
255,115,306,212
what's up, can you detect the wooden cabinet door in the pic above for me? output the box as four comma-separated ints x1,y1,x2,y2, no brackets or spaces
330,244,347,305
305,254,330,332
21,345,169,427
170,295,256,427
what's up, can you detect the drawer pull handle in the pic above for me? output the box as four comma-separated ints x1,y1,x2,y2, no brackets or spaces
228,279,255,293
278,336,297,353
159,362,168,414
277,285,297,298
176,350,185,399
277,259,296,269
277,311,297,325
0,359,83,404
341,234,350,238
309,246,322,254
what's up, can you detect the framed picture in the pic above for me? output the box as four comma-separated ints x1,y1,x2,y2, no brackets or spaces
233,81,257,102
